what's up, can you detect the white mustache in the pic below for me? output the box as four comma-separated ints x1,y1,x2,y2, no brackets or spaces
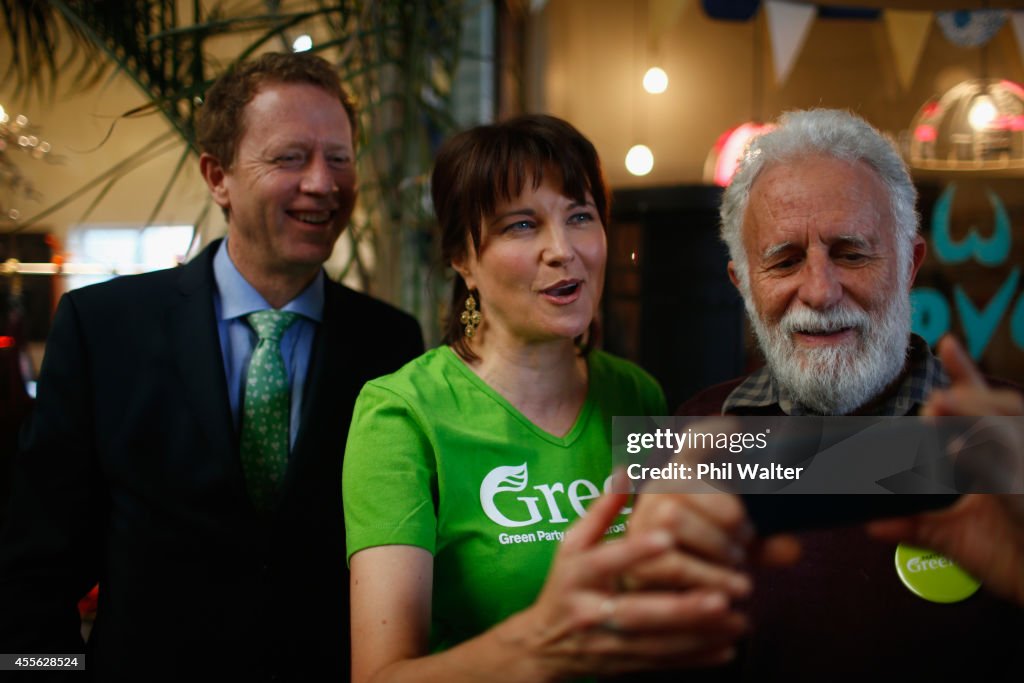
780,305,870,336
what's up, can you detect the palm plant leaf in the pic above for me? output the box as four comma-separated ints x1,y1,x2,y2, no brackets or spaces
2,0,477,339
0,0,111,101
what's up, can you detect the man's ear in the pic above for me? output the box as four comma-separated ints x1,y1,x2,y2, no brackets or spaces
727,261,741,292
199,153,231,211
909,235,927,288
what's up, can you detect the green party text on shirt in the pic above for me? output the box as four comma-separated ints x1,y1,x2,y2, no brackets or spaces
343,346,666,651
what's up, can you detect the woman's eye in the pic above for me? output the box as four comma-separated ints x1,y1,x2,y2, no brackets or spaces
569,212,594,224
503,220,533,233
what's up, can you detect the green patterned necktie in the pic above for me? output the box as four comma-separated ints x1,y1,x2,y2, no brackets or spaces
240,310,299,513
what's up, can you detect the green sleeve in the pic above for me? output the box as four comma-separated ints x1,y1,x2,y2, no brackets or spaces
342,382,438,563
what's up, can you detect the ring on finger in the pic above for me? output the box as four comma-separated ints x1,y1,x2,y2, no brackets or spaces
599,596,621,632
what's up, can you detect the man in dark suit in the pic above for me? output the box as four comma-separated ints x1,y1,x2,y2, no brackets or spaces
0,52,423,681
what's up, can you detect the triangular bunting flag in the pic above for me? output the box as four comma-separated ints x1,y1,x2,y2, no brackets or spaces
765,1,816,86
884,10,932,92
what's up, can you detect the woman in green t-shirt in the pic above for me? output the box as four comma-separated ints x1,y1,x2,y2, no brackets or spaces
344,114,755,681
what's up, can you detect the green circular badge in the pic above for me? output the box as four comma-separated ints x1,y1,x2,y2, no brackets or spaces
894,544,981,603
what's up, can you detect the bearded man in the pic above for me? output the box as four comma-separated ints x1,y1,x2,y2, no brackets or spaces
641,109,1024,680
687,110,932,417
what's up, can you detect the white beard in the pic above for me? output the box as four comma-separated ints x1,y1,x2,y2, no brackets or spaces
746,293,911,415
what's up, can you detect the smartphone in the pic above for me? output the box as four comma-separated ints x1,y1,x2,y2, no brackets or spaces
741,493,962,536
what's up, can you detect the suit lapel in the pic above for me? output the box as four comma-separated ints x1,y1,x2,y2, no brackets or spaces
169,242,236,463
291,280,358,461
272,280,357,526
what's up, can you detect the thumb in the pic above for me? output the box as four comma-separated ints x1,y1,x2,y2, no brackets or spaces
937,335,986,389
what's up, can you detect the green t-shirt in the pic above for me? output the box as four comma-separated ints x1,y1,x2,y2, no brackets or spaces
343,346,666,650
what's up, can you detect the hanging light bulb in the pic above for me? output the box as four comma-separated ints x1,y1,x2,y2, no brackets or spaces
968,94,997,130
292,34,313,52
642,67,668,94
625,145,654,176
908,78,1024,171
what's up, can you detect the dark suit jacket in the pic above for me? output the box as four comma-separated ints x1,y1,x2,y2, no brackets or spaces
0,240,424,681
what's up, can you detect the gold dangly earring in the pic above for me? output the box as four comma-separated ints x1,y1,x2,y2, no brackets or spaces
461,292,482,338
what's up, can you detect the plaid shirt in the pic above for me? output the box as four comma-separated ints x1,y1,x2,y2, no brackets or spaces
723,334,949,416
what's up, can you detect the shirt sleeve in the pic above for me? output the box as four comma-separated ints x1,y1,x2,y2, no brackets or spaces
343,381,438,563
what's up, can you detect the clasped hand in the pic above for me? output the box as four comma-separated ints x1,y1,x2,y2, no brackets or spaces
508,487,796,680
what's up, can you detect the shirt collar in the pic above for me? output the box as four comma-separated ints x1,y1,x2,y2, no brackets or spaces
723,334,949,416
213,239,324,322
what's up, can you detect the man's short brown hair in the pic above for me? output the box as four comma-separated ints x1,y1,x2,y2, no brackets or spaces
196,51,357,168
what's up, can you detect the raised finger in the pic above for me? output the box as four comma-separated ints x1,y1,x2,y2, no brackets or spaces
937,335,986,389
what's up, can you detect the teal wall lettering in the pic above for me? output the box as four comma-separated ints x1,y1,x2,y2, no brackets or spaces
1012,294,1024,350
953,268,1020,359
931,184,1012,267
910,288,951,346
